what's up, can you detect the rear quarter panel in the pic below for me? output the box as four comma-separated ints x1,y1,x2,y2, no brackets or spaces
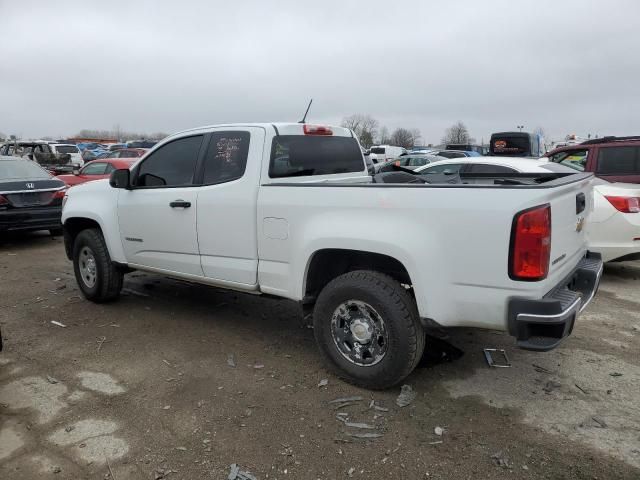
257,178,592,331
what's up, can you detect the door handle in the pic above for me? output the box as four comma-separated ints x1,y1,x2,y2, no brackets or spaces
169,200,191,208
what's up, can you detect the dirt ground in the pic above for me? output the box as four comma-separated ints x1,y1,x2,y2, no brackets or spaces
1,232,639,480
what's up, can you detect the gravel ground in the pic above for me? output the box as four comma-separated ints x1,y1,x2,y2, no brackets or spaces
1,232,639,479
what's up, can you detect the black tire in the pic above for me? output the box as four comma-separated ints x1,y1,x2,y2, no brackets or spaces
72,228,123,303
49,228,63,237
313,270,425,390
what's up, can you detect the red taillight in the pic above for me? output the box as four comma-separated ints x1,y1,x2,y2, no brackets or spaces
510,204,551,281
0,195,7,206
303,124,333,136
53,189,66,199
605,195,640,213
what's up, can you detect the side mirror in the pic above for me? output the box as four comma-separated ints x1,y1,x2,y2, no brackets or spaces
72,167,80,175
109,169,131,189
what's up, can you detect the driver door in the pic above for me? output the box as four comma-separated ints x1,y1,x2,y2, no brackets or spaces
117,134,205,277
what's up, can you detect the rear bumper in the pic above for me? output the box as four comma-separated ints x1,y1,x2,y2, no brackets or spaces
0,206,62,232
507,252,603,351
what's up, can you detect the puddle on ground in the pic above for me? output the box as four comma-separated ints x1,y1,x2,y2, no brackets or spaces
0,376,68,423
77,371,126,395
0,422,26,461
49,419,128,464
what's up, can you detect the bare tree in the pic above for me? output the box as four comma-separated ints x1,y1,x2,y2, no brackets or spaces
75,128,168,141
341,114,379,148
441,121,475,145
390,128,414,149
377,126,391,145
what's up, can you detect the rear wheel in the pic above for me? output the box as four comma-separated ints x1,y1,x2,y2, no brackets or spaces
313,270,425,389
73,228,123,302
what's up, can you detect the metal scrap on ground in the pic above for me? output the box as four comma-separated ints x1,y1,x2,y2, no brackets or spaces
396,385,416,407
227,463,257,480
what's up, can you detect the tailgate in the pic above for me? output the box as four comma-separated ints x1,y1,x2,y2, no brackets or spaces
545,176,593,277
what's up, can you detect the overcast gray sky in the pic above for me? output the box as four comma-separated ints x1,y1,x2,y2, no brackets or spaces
1,0,638,143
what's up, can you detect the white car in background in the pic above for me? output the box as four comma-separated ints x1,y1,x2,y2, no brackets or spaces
369,145,406,164
49,143,84,167
416,157,640,262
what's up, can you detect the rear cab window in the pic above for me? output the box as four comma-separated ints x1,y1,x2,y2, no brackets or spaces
269,135,365,178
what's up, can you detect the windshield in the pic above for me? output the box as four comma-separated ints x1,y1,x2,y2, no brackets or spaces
0,159,51,180
269,135,364,178
54,145,79,154
370,147,385,154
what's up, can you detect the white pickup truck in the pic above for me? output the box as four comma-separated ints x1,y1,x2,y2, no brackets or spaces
62,123,603,389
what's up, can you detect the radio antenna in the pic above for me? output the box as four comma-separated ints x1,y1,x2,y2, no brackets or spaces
298,98,313,124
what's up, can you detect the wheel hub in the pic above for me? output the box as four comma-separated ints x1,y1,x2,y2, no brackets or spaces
350,319,373,343
78,246,97,288
330,300,388,367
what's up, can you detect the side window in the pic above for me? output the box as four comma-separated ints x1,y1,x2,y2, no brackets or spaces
597,146,640,174
81,162,108,175
136,135,203,187
105,163,116,174
468,164,518,174
202,131,250,184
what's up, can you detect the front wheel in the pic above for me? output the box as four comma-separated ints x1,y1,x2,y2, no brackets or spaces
313,270,425,390
72,228,123,303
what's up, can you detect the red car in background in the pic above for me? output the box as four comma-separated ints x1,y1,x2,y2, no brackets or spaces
57,159,136,187
102,148,148,159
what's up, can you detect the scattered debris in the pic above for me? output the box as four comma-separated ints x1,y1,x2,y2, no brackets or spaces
592,416,608,428
65,425,75,433
434,426,444,436
329,396,363,404
227,354,237,368
491,451,512,468
122,288,151,298
346,432,384,439
396,385,416,407
483,348,511,368
574,383,588,394
163,405,171,410
332,401,361,410
369,400,389,412
227,463,257,480
175,446,187,451
348,467,355,477
162,359,173,368
532,363,553,374
336,416,376,429
428,441,443,445
253,363,264,369
318,379,328,388
96,336,108,353
610,372,623,377
542,380,562,394
51,320,67,328
106,456,117,480
46,375,59,384
53,466,61,474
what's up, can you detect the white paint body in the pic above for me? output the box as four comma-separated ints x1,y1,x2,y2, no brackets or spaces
63,124,594,332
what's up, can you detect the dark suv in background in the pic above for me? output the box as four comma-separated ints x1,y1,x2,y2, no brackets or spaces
545,136,640,183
